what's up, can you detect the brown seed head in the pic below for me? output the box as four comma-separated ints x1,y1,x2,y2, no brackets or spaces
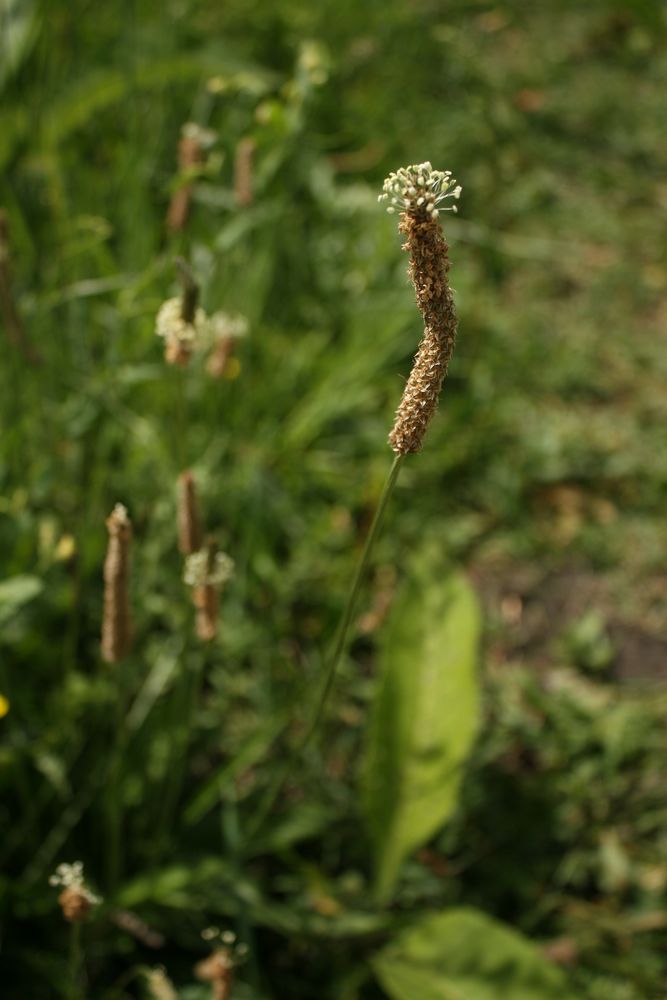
58,887,93,923
184,541,234,643
206,312,248,379
193,583,218,642
379,163,462,454
166,127,205,233
234,137,255,207
388,214,458,454
177,471,203,555
101,503,133,663
207,334,236,378
50,862,101,922
195,948,234,1000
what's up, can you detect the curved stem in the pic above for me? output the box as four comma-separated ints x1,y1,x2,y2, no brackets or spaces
300,453,404,748
250,453,404,833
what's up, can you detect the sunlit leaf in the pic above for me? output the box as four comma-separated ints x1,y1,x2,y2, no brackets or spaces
372,908,579,1000
361,556,481,902
0,574,43,626
0,0,37,90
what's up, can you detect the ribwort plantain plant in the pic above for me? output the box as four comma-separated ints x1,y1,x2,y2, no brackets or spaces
100,503,133,664
256,162,464,822
309,162,463,730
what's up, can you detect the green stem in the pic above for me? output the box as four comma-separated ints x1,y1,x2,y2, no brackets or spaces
251,453,404,832
106,668,128,894
301,453,404,749
68,921,84,1000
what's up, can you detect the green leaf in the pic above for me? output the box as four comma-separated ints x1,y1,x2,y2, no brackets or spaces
0,574,43,626
372,908,579,1000
361,557,481,902
0,0,37,91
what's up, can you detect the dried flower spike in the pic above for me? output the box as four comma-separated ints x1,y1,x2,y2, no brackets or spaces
234,137,255,207
155,296,207,367
184,542,234,642
195,947,235,1000
145,967,178,1000
177,470,203,555
49,861,101,922
206,312,248,379
113,908,165,949
380,162,462,454
166,127,204,233
101,503,133,663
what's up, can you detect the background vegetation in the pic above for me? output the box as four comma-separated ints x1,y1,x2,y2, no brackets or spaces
1,0,666,996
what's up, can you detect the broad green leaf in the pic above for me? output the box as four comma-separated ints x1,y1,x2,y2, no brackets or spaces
361,557,480,902
0,0,37,91
0,574,42,626
372,908,579,1000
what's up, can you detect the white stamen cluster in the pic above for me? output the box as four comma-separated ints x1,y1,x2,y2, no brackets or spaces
201,927,250,959
155,296,208,348
207,311,249,343
181,121,217,149
110,502,130,526
184,550,235,588
378,162,462,219
49,862,101,903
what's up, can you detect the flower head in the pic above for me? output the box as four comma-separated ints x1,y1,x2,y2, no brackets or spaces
50,861,101,922
378,162,461,219
205,312,248,379
380,162,463,454
206,311,248,343
155,296,208,366
184,549,234,589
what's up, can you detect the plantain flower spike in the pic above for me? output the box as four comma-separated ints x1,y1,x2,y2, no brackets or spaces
379,162,462,455
184,543,234,642
155,296,207,367
206,311,248,379
101,503,133,663
177,470,203,556
49,861,101,923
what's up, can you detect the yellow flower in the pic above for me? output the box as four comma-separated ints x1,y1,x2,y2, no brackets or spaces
0,694,9,718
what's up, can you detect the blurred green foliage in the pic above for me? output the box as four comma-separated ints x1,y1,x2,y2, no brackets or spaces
1,0,666,996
